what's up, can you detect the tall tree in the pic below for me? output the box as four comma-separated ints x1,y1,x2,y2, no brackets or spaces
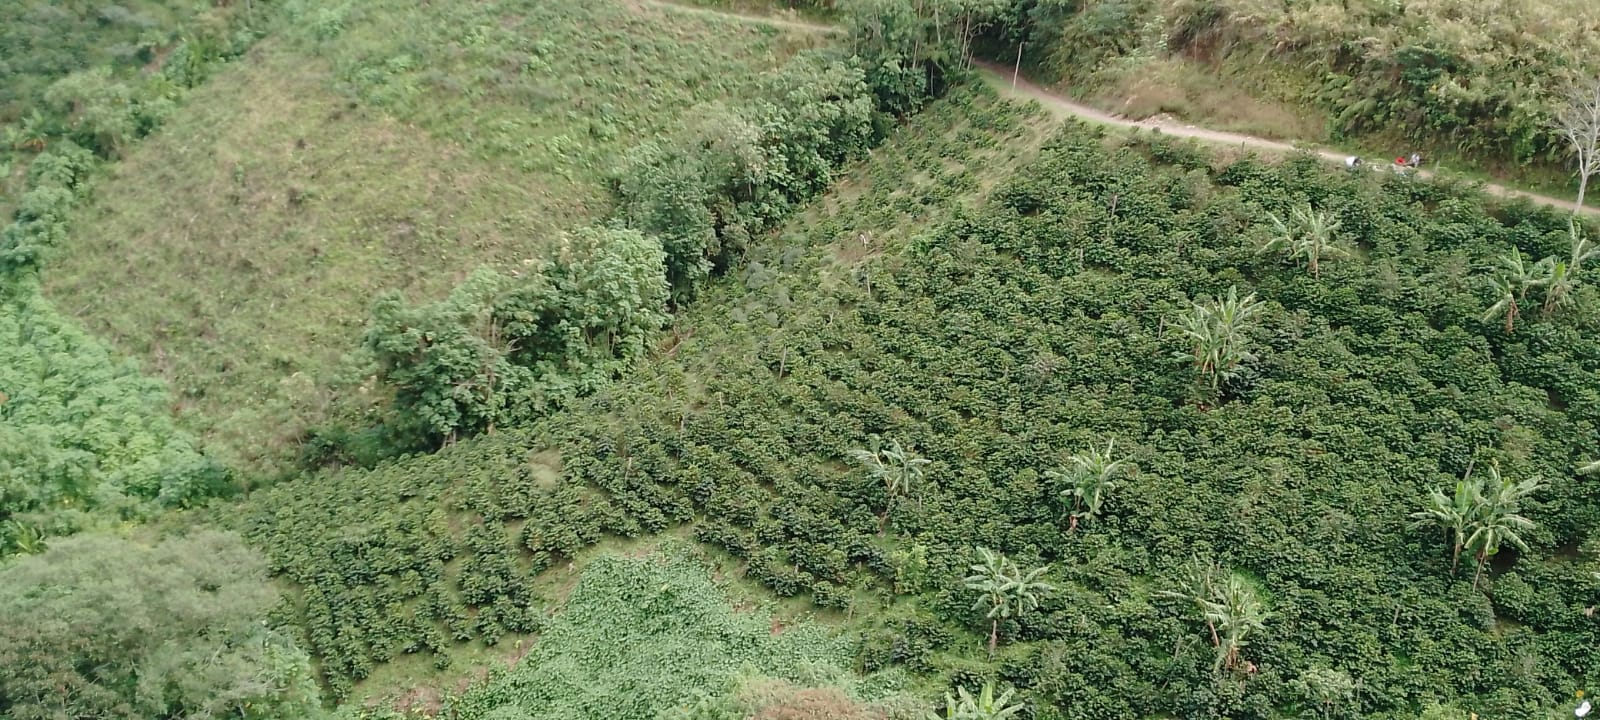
1047,439,1131,531
934,681,1025,720
1410,474,1479,574
1464,466,1542,589
964,547,1052,655
0,531,323,720
1159,557,1270,674
1203,574,1271,673
1482,247,1547,332
1261,204,1348,278
1554,76,1600,214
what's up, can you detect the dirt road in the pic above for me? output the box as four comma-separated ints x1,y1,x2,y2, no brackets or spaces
976,61,1596,217
644,1,1593,217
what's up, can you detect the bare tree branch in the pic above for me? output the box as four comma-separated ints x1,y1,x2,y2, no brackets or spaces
1554,76,1600,215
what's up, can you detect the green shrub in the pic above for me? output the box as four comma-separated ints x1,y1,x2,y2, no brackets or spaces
0,531,322,720
365,226,669,440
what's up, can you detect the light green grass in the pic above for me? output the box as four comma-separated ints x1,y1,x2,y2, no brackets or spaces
41,0,825,474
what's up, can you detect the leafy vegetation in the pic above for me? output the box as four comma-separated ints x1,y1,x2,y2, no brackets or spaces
40,0,829,472
0,285,227,555
0,530,322,720
227,87,1056,700
981,0,1600,171
13,0,1600,718
430,544,912,720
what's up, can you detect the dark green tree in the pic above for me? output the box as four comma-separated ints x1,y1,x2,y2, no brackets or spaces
0,531,322,720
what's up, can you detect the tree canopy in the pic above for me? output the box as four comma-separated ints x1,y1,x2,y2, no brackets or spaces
0,530,322,720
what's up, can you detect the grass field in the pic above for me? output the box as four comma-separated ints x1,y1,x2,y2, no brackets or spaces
41,0,825,473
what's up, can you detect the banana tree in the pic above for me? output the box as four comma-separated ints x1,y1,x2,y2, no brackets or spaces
1047,439,1132,531
1261,204,1348,278
964,547,1052,656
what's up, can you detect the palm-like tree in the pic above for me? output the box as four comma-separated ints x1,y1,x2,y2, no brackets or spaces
1482,248,1547,333
1409,476,1478,574
1047,439,1131,531
1176,286,1266,395
1579,459,1600,475
1158,557,1269,674
1482,275,1523,333
1464,466,1542,589
1202,574,1270,673
964,547,1052,656
1569,220,1599,271
934,681,1025,720
11,111,49,152
847,436,932,531
1541,257,1579,315
1262,204,1348,278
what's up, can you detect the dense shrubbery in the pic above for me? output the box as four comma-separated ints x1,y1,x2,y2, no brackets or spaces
367,46,913,442
617,51,877,297
0,288,229,554
2,1,268,157
440,546,910,720
0,1,268,558
532,115,1598,715
0,141,95,273
235,90,1041,700
0,530,323,720
1002,0,1600,163
366,226,669,442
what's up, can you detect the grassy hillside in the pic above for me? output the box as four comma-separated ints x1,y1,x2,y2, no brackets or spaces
240,76,1600,716
1017,0,1600,183
0,0,237,121
41,0,826,473
228,88,1056,702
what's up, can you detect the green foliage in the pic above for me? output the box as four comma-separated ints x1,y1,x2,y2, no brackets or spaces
1014,0,1600,164
964,547,1052,651
616,50,878,299
1173,285,1266,396
1158,557,1271,674
0,287,226,555
1046,439,1131,530
0,141,94,273
1261,203,1348,279
365,226,669,441
41,0,823,474
440,546,859,720
0,530,322,720
933,681,1024,720
0,0,265,158
229,84,1600,717
849,435,933,527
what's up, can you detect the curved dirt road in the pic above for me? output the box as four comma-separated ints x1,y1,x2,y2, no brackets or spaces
976,61,1596,217
643,1,1592,217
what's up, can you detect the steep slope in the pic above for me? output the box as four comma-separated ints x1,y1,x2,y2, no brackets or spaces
41,0,825,473
242,78,1600,716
